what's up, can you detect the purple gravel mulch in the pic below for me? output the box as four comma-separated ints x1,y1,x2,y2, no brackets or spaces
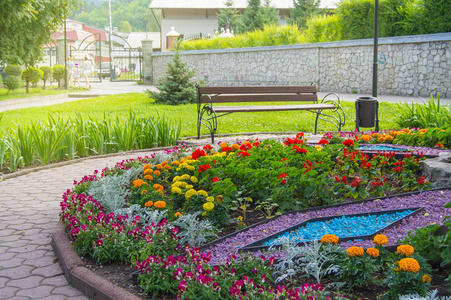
207,189,451,265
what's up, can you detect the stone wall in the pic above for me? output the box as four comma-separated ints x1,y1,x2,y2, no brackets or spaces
151,33,451,98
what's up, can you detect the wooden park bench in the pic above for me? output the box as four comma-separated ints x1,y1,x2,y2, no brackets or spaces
196,85,346,143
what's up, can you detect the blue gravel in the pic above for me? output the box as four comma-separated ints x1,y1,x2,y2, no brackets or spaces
358,145,408,152
262,210,413,246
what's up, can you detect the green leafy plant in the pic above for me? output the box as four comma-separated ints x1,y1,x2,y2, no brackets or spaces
52,64,66,88
21,67,43,93
3,76,21,94
4,65,23,77
39,66,53,89
171,211,218,247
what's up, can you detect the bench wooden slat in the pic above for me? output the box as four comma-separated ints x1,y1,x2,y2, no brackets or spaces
212,103,336,113
198,86,317,95
200,93,318,103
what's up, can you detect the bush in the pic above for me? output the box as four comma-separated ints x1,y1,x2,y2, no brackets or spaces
52,64,66,88
40,66,53,89
4,65,23,77
3,76,21,94
21,67,43,92
0,76,3,87
299,14,342,43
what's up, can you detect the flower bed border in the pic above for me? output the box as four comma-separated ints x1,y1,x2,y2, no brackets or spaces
199,187,450,253
238,207,423,253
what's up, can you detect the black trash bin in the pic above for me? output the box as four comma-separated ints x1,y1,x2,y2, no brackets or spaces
355,97,379,131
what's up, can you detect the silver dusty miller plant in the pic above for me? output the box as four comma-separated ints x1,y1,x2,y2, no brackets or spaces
171,211,218,247
272,238,344,288
87,166,141,212
399,290,451,300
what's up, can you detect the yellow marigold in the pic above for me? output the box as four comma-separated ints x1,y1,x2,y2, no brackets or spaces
144,175,153,181
143,164,152,171
155,164,163,170
133,179,144,188
320,234,339,245
237,216,243,221
215,195,224,203
346,246,365,257
373,234,389,245
175,212,181,217
203,202,215,211
366,248,380,258
164,165,171,170
176,167,181,171
361,134,372,142
154,201,166,209
384,135,393,142
397,245,414,256
399,258,420,273
161,161,168,166
172,187,182,195
206,196,214,202
141,190,148,196
186,184,193,189
372,132,380,138
154,170,161,176
144,168,153,175
231,144,240,151
197,190,208,197
422,274,432,283
190,176,198,183
178,181,187,188
181,174,191,181
315,145,322,151
185,189,197,200
144,201,153,207
171,161,180,165
172,182,181,188
187,166,195,171
173,176,181,182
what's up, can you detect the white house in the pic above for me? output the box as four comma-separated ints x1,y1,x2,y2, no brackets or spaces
149,0,338,51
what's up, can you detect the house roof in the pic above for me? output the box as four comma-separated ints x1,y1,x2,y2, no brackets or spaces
125,32,161,49
149,0,337,9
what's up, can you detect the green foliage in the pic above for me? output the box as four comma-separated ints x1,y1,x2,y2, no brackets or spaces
394,94,451,128
4,65,23,77
299,14,342,43
146,42,197,105
393,125,451,149
0,0,81,65
39,66,53,89
171,211,218,247
240,0,266,33
336,250,380,290
21,67,43,93
288,0,326,30
3,76,21,94
217,0,243,33
261,0,280,25
52,65,66,88
117,20,132,33
421,0,451,34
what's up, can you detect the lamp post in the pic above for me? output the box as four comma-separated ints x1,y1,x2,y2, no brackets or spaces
108,0,113,78
372,0,379,98
64,17,67,90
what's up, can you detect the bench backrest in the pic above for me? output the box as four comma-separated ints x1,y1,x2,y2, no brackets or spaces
197,86,318,104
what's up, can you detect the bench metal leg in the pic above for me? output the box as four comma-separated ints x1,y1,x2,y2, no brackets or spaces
314,112,320,135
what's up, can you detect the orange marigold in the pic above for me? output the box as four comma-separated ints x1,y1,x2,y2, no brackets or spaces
144,175,153,181
422,274,432,283
154,201,166,209
164,165,171,170
372,132,380,138
155,164,163,170
384,135,393,142
361,134,372,142
366,247,380,258
144,169,153,175
171,161,180,165
175,212,181,217
399,258,420,273
161,161,168,166
220,142,228,149
133,179,144,188
141,190,148,196
231,144,240,151
153,184,163,190
397,245,414,256
154,170,161,176
378,137,385,143
320,234,339,245
373,234,389,246
346,246,365,257
144,201,153,207
143,164,152,170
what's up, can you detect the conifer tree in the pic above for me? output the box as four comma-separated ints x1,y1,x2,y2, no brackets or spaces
147,41,197,105
240,0,265,33
288,0,326,29
217,0,242,33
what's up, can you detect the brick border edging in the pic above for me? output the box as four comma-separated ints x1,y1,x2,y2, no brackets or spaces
52,222,141,300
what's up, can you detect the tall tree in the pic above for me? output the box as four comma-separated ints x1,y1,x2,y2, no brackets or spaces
240,0,265,33
217,0,242,33
262,0,280,25
288,0,326,29
0,0,81,65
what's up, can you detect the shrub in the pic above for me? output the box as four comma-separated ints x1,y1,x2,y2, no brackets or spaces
52,64,66,88
0,76,3,87
39,66,53,89
299,14,342,43
4,65,23,77
3,76,21,94
21,67,43,93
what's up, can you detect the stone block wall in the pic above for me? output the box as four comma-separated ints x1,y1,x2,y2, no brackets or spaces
151,33,451,98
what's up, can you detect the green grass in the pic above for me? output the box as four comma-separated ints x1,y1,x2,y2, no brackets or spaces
0,85,86,101
0,92,401,138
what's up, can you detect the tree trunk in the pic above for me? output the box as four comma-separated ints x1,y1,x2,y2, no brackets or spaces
26,81,29,93
43,80,46,90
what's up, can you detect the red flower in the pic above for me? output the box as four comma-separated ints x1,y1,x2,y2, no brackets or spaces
202,145,213,151
343,139,355,147
278,173,286,179
198,164,211,173
192,149,206,160
240,144,251,151
237,151,250,157
292,145,308,154
211,177,219,183
435,143,443,148
296,132,305,139
284,138,304,145
318,139,329,146
252,142,260,147
281,179,286,185
281,158,287,161
350,177,361,187
417,176,426,185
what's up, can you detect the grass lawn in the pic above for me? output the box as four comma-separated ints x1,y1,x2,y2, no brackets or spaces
0,92,401,137
0,85,86,101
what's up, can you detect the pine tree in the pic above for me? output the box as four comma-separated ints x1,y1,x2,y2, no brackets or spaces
240,0,265,33
262,0,280,25
147,41,197,105
217,0,242,33
288,0,326,30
